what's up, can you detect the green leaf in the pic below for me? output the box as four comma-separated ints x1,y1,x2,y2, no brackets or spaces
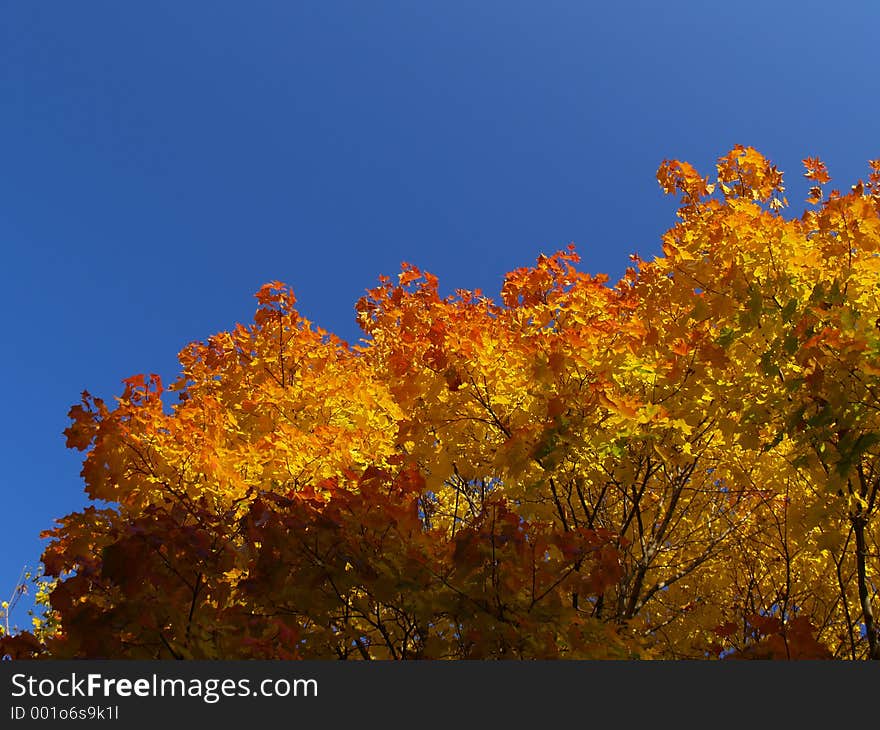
716,327,736,347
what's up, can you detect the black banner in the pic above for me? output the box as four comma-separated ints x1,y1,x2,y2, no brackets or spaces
1,660,875,727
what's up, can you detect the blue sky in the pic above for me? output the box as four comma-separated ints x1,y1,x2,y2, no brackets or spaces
2,0,878,627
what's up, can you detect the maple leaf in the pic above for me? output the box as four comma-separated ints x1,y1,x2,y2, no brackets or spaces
15,148,880,661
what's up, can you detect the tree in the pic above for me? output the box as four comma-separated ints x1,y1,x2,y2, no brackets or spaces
4,146,879,659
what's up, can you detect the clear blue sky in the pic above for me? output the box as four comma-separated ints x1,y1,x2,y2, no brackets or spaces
2,0,878,627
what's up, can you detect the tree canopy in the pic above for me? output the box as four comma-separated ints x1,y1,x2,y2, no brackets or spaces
4,146,880,659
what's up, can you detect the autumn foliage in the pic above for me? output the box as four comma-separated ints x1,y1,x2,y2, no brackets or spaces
5,146,880,659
